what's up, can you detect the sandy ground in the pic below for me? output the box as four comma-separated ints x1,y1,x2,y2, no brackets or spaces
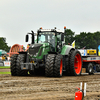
0,70,100,100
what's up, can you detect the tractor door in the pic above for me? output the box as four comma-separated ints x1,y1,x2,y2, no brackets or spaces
57,33,62,53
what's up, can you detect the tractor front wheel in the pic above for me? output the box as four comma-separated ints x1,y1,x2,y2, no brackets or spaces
45,54,55,77
16,54,28,76
54,54,63,77
10,54,18,76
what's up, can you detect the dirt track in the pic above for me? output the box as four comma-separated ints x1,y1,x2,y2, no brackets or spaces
0,73,100,100
0,68,10,72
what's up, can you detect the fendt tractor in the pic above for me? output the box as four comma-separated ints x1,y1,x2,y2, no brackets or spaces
10,27,82,77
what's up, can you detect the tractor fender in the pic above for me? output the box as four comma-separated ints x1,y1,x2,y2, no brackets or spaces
61,45,75,55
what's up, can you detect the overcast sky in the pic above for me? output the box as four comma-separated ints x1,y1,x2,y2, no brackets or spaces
0,0,100,48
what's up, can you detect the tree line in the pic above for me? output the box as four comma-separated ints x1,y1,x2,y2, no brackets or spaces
65,29,100,50
0,29,100,52
0,37,10,52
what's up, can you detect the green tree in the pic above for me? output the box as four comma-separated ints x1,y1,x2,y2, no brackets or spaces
65,29,75,45
93,31,100,50
64,28,100,50
0,37,11,52
86,32,96,49
75,32,87,49
75,32,97,49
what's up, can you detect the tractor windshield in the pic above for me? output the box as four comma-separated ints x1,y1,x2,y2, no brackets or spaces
38,32,55,48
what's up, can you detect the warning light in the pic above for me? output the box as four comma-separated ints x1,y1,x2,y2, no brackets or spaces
40,27,43,29
64,26,66,29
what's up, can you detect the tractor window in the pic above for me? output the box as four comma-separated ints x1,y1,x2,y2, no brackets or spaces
57,34,61,43
38,32,55,51
38,35,45,43
38,32,55,45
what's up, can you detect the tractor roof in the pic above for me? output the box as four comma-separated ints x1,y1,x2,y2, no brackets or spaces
38,28,64,33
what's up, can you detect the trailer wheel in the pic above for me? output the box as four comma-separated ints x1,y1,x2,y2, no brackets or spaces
10,54,18,76
54,54,63,77
87,63,94,75
69,50,82,76
45,54,55,77
16,54,28,76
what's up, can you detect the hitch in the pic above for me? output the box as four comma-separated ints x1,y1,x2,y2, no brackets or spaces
21,63,35,71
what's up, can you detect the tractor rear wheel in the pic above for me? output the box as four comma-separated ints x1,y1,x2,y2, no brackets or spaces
16,54,28,76
54,54,63,77
10,54,18,76
64,50,74,76
45,54,55,77
69,50,82,76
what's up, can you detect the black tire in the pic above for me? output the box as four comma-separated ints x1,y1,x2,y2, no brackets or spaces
87,63,94,75
16,54,28,76
10,54,18,76
69,50,82,76
64,57,70,76
64,50,74,76
54,54,63,77
45,54,55,77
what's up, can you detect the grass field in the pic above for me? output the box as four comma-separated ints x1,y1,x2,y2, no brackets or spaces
0,66,10,69
0,72,11,74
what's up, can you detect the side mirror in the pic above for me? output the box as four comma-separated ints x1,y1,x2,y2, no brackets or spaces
31,31,34,44
32,34,34,44
61,34,64,41
26,34,29,42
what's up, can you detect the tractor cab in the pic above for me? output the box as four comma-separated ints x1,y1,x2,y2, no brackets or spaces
25,27,65,55
37,27,64,53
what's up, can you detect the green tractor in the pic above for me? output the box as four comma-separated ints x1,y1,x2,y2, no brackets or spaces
10,27,82,77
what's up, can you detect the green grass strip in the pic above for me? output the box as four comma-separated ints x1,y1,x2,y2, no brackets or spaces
0,72,11,74
0,66,10,69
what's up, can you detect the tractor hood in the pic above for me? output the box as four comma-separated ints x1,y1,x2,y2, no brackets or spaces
29,43,43,49
29,43,50,49
29,43,50,57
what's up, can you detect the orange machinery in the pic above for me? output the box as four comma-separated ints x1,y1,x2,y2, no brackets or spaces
8,44,25,57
